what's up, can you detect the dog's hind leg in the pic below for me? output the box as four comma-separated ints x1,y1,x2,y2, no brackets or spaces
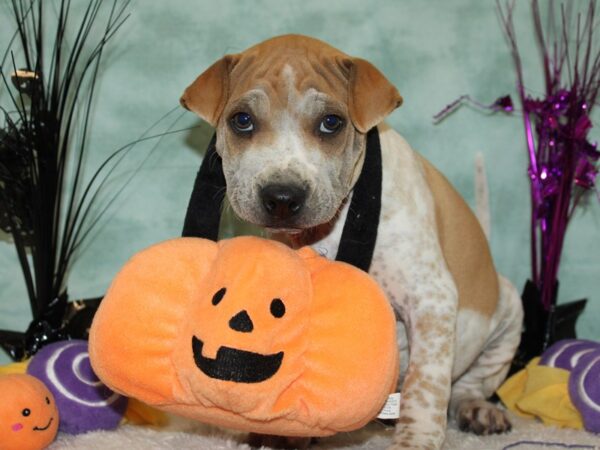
448,275,523,435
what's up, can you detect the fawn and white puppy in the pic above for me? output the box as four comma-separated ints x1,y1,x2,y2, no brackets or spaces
180,35,523,450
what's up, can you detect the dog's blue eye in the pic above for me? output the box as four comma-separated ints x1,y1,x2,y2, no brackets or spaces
231,112,254,132
319,115,343,134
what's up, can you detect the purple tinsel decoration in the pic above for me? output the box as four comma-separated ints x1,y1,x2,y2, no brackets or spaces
497,0,600,311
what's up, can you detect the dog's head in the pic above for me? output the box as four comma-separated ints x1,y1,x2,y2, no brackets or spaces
181,35,402,232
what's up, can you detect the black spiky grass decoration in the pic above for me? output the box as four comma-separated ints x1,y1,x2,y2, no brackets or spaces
0,0,131,360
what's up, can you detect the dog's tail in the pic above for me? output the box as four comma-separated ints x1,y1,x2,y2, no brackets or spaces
474,152,491,241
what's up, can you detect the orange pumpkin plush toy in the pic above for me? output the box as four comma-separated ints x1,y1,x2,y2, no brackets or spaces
89,236,398,437
0,374,59,450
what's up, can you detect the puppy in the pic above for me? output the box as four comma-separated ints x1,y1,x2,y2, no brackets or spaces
180,35,523,450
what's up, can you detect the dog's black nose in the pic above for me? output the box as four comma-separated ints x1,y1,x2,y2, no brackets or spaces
229,310,254,333
260,184,306,220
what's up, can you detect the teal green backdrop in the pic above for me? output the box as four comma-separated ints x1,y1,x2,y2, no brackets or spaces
1,0,599,365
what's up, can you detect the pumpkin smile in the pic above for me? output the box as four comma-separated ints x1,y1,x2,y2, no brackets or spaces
192,336,283,383
33,417,53,432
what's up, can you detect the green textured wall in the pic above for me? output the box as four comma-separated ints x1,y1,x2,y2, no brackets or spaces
1,0,599,365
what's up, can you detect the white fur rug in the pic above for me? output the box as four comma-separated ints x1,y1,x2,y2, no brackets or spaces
48,413,599,450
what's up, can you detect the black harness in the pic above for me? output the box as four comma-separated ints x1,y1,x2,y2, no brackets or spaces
182,127,382,272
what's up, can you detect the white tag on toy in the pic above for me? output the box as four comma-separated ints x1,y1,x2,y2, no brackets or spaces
377,392,401,419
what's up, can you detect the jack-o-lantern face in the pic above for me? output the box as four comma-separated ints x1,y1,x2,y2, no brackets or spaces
0,374,59,450
173,237,314,414
191,290,286,383
90,236,399,437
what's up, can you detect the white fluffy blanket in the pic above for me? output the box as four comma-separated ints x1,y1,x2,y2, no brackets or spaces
48,413,599,450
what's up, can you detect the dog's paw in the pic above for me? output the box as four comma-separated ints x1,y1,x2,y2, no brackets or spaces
247,433,312,449
456,399,512,435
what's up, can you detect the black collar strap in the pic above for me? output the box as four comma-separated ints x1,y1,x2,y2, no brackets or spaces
182,133,224,242
182,127,382,273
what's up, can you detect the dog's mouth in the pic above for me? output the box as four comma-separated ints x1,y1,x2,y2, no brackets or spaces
192,336,284,383
33,417,53,432
265,227,304,235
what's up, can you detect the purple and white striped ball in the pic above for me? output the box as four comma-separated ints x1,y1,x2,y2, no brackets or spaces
27,340,128,434
568,349,600,433
539,339,599,371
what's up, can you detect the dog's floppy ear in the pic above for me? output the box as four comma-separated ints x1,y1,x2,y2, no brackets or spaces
344,58,403,133
180,54,240,126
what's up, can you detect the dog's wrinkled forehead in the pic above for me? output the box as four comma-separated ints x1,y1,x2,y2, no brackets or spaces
225,38,349,110
227,65,345,125
180,34,402,133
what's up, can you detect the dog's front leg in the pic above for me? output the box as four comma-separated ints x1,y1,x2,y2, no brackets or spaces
390,280,458,450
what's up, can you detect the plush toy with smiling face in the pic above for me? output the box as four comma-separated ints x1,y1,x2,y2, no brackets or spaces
0,374,59,450
27,340,128,435
89,236,399,437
